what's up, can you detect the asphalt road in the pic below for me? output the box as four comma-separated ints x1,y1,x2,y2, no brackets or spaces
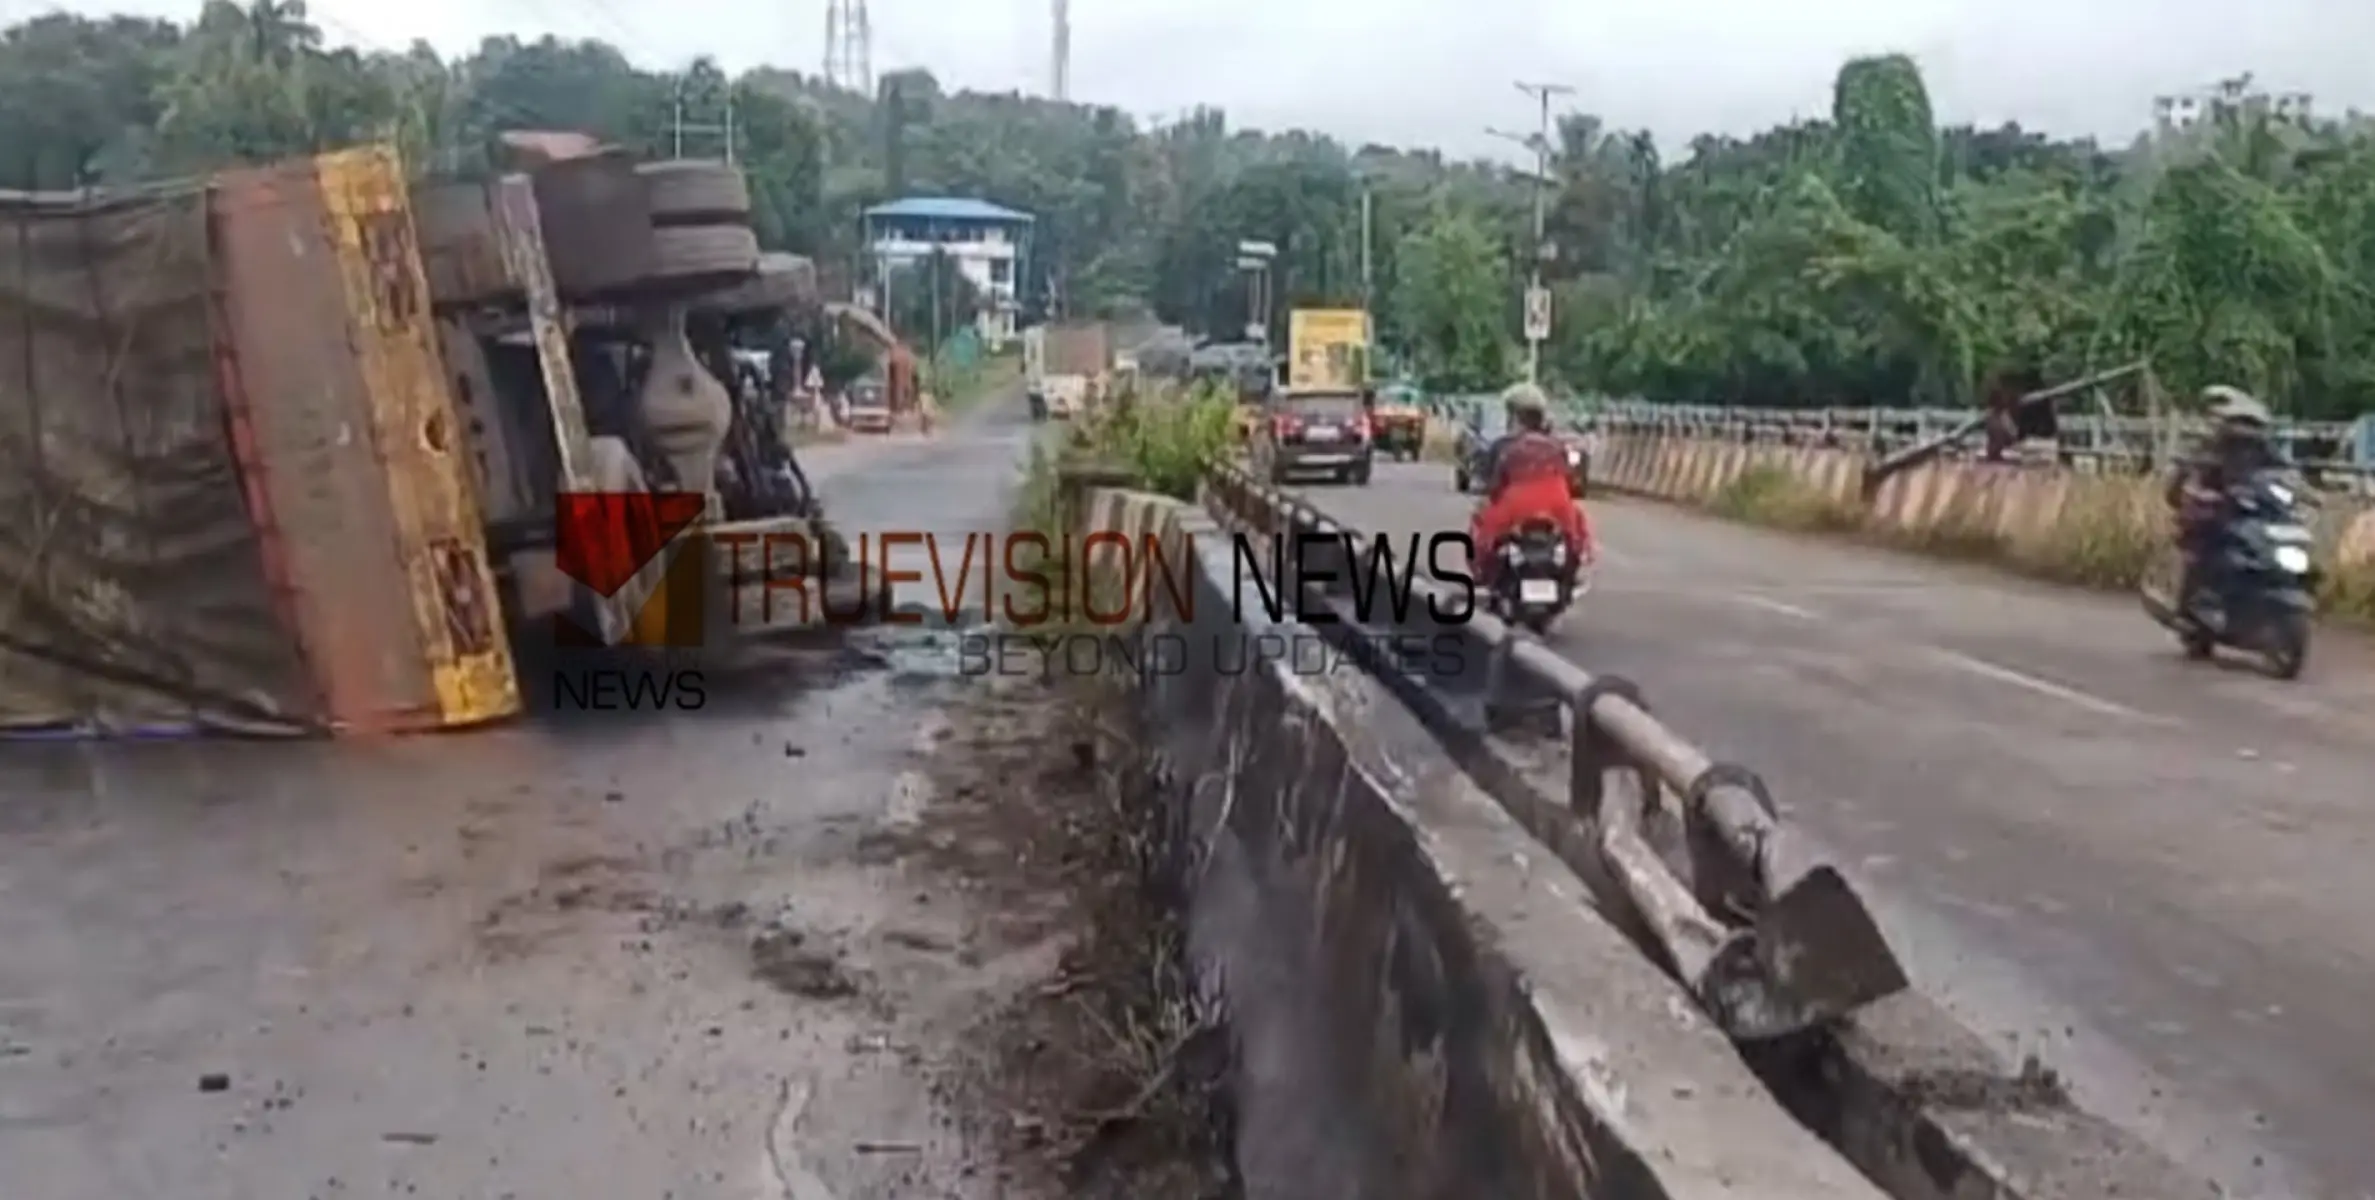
0,395,1047,1199
1311,459,2375,1200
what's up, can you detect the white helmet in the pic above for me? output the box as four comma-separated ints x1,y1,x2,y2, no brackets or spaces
2202,385,2270,427
1501,381,1548,420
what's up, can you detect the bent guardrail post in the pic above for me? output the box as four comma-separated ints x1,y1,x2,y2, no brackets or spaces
1210,459,1908,1039
1523,640,1909,1041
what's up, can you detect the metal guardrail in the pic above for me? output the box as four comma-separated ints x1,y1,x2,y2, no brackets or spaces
1202,458,1908,1040
1580,402,2375,492
1195,457,2220,1199
1422,392,2373,489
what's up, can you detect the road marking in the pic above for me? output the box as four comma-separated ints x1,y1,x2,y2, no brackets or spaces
1925,648,2157,722
1729,593,1821,621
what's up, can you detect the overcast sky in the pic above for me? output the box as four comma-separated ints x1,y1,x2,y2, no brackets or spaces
52,0,2375,158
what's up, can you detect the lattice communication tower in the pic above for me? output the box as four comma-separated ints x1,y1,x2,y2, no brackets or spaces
824,0,873,95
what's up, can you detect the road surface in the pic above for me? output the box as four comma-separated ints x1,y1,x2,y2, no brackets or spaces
0,394,1048,1199
1317,460,2375,1200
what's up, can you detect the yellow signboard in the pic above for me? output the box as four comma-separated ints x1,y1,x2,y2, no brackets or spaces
1287,308,1371,389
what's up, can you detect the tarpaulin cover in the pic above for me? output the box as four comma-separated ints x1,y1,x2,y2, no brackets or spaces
0,185,318,735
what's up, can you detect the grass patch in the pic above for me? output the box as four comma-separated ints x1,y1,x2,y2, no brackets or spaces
2015,482,2162,589
2319,559,2375,623
930,351,1023,415
1420,419,1463,464
1708,464,1860,532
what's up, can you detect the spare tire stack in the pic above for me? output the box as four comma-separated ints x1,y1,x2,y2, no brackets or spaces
631,159,760,294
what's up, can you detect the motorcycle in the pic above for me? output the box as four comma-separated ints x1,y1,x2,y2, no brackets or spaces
1488,518,1585,635
2139,467,2317,679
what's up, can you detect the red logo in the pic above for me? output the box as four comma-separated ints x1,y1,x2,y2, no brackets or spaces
552,491,708,645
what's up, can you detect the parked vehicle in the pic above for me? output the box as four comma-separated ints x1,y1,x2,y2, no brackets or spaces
1023,320,1111,420
843,375,894,434
2140,467,2317,678
1254,389,1373,485
1486,519,1582,635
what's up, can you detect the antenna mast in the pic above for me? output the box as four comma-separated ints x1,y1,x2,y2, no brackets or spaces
1052,0,1070,100
824,0,873,95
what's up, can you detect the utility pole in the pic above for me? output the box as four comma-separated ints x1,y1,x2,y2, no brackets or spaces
1358,185,1374,307
1507,79,1572,384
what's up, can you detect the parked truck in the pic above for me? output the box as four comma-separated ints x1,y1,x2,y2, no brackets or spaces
1023,319,1111,420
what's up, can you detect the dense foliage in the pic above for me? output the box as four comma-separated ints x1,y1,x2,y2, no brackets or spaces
7,5,2370,417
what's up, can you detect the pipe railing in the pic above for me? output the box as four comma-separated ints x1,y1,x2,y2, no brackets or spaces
1201,459,1909,1041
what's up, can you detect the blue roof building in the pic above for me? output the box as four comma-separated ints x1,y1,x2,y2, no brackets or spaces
861,196,1036,346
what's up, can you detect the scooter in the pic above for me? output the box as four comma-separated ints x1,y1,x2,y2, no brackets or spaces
2139,467,2317,680
1488,519,1585,635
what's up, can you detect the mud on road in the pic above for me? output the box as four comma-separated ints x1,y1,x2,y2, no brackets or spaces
0,394,1229,1199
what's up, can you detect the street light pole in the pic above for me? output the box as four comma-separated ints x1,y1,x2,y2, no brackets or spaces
1511,80,1572,385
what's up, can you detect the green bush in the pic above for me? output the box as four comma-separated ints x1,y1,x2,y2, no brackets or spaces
1083,381,1238,501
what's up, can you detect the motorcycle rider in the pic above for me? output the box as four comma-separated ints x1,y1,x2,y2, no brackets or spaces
2164,386,2286,608
1469,382,1595,589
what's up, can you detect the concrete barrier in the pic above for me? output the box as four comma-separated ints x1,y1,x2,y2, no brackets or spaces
1080,486,1888,1197
1189,463,2221,1200
1598,432,2375,589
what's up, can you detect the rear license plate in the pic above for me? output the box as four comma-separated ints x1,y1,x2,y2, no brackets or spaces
1303,426,1340,442
1519,578,1561,605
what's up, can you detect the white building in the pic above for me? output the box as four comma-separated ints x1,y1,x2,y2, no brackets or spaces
861,197,1034,348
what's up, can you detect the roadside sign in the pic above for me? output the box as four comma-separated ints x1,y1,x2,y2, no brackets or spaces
1237,239,1278,259
1524,286,1552,341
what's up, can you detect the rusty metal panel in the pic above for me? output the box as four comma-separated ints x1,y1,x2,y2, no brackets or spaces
209,147,517,734
491,174,593,495
211,159,434,733
313,145,518,728
411,179,515,307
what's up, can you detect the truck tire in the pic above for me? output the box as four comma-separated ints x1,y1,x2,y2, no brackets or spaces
642,224,761,287
638,160,752,225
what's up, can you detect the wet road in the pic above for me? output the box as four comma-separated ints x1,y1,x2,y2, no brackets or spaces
0,394,1045,1199
1313,460,2375,1200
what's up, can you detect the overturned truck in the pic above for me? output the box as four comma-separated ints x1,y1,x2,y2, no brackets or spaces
0,150,516,737
409,139,842,651
0,140,836,737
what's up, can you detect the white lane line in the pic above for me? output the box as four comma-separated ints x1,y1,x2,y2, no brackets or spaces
1729,592,1821,621
1924,647,2160,722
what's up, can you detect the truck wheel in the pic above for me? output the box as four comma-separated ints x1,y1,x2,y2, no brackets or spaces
638,160,752,225
642,224,760,286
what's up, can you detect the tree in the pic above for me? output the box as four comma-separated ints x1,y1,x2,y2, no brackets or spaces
1391,205,1513,393
5,13,2369,419
883,247,981,350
